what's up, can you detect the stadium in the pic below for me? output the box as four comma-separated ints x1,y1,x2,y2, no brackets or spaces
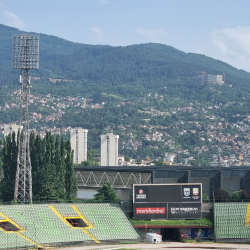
1,166,250,249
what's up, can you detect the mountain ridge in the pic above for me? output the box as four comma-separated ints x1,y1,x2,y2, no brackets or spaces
0,23,250,105
0,23,250,83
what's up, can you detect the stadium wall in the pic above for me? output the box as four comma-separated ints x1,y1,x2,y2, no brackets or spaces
137,227,214,241
153,168,250,197
75,166,250,200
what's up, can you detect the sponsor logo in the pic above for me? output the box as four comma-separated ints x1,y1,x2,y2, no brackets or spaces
171,207,199,214
136,207,166,214
136,188,146,199
184,188,190,196
193,188,199,196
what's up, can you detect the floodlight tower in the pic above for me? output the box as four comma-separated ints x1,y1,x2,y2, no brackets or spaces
12,34,39,203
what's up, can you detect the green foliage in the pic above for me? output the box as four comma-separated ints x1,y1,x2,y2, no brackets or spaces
132,218,213,227
0,131,77,202
0,138,3,169
189,159,211,167
39,184,59,201
215,189,230,201
231,190,248,201
2,23,250,105
80,149,99,167
65,140,78,199
231,190,242,201
124,155,130,162
152,160,165,166
202,193,210,203
93,182,121,202
1,132,17,202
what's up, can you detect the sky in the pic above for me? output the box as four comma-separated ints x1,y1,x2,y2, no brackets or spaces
1,0,250,72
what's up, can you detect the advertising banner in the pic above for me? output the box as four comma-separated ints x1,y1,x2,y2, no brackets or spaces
168,203,201,219
133,202,168,219
133,184,202,219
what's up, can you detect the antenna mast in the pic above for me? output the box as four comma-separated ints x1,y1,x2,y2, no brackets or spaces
12,34,39,203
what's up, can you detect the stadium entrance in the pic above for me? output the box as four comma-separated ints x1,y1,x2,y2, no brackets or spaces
161,228,182,242
65,218,87,228
0,221,20,232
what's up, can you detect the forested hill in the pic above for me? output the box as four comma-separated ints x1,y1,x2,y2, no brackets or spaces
60,43,250,86
1,23,250,101
3,24,250,162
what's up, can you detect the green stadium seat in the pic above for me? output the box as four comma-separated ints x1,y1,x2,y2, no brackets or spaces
214,203,250,240
0,203,141,249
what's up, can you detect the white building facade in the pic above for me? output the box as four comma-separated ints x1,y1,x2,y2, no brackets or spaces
100,133,119,166
4,124,20,140
70,127,88,164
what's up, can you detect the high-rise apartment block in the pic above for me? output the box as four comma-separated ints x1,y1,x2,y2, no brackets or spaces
70,127,88,164
4,124,20,140
100,133,119,166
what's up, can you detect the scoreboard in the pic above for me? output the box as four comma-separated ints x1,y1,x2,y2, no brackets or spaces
133,183,202,219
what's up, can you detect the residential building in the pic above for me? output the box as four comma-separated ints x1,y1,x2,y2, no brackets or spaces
70,127,88,164
4,124,21,140
100,133,119,166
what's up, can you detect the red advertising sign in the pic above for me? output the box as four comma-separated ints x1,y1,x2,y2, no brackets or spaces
136,207,166,214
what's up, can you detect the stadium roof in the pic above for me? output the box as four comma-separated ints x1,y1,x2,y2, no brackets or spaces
74,165,250,173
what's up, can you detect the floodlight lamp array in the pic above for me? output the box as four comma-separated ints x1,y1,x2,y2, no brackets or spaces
12,34,39,69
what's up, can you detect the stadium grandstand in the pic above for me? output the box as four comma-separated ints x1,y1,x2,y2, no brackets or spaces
2,165,250,248
0,203,143,249
74,165,250,243
214,203,250,243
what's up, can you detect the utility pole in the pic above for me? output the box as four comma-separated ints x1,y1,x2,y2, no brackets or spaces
12,34,39,203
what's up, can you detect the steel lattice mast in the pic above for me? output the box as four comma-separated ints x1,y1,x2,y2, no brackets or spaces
12,34,39,203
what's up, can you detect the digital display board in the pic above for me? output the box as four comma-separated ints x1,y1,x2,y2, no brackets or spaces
133,184,202,219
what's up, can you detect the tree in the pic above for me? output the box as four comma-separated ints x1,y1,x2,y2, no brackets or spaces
93,182,121,202
125,155,130,162
0,138,3,169
30,132,40,197
202,193,210,203
152,160,165,166
1,132,17,202
39,132,57,198
80,149,99,167
0,131,78,202
54,135,66,199
231,190,248,201
231,190,242,201
59,135,66,198
215,189,230,202
39,183,59,201
65,141,78,199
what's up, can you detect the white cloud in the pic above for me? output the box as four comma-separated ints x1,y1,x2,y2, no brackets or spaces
90,26,103,40
137,28,167,42
211,26,250,59
4,11,25,29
